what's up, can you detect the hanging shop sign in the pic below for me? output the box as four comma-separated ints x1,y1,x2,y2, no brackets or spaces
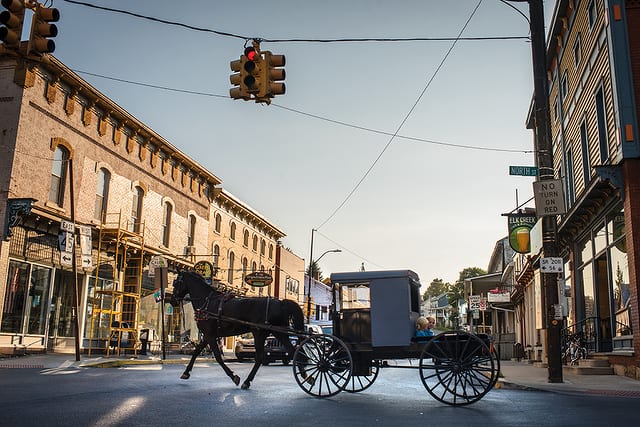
507,212,537,254
245,271,273,287
194,260,214,285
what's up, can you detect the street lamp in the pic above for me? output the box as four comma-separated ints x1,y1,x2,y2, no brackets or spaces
306,229,341,323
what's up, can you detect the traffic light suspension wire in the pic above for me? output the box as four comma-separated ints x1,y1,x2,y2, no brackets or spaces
61,0,530,43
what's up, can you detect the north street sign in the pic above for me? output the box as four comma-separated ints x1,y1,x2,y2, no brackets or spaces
509,165,538,176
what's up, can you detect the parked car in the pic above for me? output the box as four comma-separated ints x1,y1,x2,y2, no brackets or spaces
305,323,333,335
234,333,298,365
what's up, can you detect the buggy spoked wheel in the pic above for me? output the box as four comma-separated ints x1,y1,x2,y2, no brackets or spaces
344,360,380,393
293,334,352,398
419,331,496,406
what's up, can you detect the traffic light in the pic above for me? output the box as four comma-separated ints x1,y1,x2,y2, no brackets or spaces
259,51,286,99
0,0,25,49
229,46,263,100
28,4,59,55
242,46,261,94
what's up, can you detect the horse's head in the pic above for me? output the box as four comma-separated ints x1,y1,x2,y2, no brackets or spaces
170,273,189,306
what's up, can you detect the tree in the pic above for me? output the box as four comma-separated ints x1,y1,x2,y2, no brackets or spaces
422,278,449,301
447,267,487,328
306,261,322,280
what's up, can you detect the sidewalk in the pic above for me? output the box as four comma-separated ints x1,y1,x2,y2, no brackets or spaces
3,353,640,397
498,360,640,397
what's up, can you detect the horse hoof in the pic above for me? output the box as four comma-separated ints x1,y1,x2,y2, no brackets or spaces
180,373,190,380
241,382,250,390
232,375,241,386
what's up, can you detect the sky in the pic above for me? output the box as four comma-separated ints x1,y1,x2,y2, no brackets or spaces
39,0,557,286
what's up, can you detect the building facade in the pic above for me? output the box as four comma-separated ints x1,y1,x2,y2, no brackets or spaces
0,52,288,355
515,0,640,378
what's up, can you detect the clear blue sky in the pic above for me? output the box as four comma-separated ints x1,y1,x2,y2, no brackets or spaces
47,0,556,286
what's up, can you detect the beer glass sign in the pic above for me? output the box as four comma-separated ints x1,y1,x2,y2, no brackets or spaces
507,213,537,254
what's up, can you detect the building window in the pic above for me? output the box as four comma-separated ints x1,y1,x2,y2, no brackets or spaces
595,86,609,163
49,146,69,206
588,0,597,29
242,258,248,281
94,168,110,221
560,71,568,100
243,229,249,247
553,96,560,123
214,213,221,234
227,252,235,284
162,202,172,247
212,244,220,270
268,244,274,260
252,235,258,252
130,186,143,232
566,148,576,204
252,261,257,272
260,239,266,256
1,261,52,334
187,214,196,247
573,34,582,67
580,118,591,186
230,222,236,241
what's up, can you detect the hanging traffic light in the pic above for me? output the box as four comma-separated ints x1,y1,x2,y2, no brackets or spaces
0,0,25,50
28,4,59,55
259,51,286,99
229,56,246,100
242,46,261,95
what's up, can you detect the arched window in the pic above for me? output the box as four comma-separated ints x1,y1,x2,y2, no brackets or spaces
252,261,257,272
227,252,235,284
242,257,248,281
212,244,220,270
187,214,196,246
230,222,236,241
49,146,69,206
268,244,274,259
252,235,258,251
214,213,222,233
130,185,144,232
162,202,172,247
94,168,110,221
260,239,266,256
243,229,249,247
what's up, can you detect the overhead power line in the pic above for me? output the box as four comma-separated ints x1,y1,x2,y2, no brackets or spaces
73,69,532,155
61,0,530,43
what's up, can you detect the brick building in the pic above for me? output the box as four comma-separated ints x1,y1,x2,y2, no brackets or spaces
0,52,294,355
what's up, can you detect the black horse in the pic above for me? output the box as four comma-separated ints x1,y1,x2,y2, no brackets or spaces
170,271,304,390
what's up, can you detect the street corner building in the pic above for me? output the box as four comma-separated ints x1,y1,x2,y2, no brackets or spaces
512,0,640,380
0,50,305,356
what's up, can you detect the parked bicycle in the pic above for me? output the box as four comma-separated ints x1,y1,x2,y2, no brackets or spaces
562,333,587,366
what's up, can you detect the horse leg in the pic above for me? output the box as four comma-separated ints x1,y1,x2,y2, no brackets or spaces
181,340,206,380
211,340,241,386
241,332,267,390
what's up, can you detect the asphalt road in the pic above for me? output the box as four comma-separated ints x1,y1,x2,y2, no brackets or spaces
1,359,637,426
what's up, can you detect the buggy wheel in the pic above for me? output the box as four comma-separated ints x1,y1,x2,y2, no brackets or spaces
419,331,496,406
292,334,352,398
344,360,380,393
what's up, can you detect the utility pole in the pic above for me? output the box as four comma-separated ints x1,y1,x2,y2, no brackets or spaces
527,0,563,383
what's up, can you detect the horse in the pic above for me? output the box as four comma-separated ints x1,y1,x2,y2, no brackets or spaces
170,271,304,390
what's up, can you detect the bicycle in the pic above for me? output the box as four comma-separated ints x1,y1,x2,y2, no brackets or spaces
562,333,587,366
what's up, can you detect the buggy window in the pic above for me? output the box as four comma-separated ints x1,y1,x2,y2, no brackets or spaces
338,283,370,309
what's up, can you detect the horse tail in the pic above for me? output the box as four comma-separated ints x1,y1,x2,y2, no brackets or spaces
283,299,305,333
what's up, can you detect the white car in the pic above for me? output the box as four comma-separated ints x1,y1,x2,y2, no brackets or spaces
305,323,333,335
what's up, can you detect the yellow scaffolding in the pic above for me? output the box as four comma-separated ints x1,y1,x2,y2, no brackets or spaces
87,211,145,356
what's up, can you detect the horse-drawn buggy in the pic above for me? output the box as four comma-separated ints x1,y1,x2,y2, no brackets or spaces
172,269,499,406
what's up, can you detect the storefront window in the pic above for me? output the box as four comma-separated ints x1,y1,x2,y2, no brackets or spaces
610,239,629,312
26,266,52,335
1,261,30,333
581,263,594,318
84,277,115,340
593,221,606,255
578,237,592,265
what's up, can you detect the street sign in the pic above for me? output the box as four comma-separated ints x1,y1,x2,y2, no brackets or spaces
533,179,567,216
540,257,563,273
479,297,487,311
149,256,167,277
509,165,538,176
469,295,481,310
